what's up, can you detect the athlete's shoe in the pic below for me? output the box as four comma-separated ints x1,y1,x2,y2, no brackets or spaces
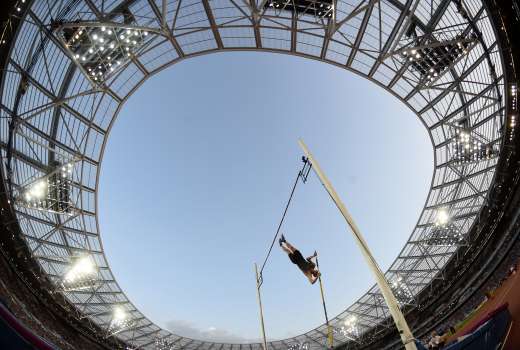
279,234,286,246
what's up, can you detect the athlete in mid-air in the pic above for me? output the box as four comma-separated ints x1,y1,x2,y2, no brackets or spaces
279,235,320,284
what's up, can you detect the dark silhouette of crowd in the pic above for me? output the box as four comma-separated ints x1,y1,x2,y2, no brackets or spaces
0,249,104,350
421,256,518,349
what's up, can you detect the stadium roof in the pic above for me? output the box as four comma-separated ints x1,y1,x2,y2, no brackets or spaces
0,0,510,349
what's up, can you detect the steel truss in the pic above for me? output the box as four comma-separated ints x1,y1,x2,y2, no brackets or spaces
0,0,506,349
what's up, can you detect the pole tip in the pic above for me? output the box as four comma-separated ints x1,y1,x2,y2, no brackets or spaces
297,138,307,150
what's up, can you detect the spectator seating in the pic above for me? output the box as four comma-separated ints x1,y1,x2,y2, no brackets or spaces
0,301,58,349
443,306,511,350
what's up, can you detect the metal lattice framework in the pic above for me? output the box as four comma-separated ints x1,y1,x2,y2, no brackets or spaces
0,0,507,349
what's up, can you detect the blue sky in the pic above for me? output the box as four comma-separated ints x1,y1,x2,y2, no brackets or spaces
98,51,432,342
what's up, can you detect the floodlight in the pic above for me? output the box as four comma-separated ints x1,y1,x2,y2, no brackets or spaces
390,276,414,306
436,208,450,226
155,338,177,350
509,84,518,137
113,307,126,322
108,306,135,336
64,256,94,282
55,11,149,84
424,208,464,246
450,118,498,165
344,315,357,327
16,160,74,214
60,255,99,292
287,342,309,350
335,315,359,340
264,0,334,19
28,180,47,200
451,130,497,165
401,32,477,85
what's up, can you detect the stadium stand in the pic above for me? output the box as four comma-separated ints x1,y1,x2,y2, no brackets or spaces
0,300,58,349
443,306,511,350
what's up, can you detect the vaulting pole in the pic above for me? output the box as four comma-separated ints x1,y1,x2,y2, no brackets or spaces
298,139,417,350
315,253,333,349
254,263,269,350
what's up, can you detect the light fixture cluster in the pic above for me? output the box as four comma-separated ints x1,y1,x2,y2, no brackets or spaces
1,0,29,46
108,307,134,336
155,338,176,350
425,208,464,246
59,24,148,83
451,128,496,165
265,0,333,18
60,255,99,292
334,315,359,340
427,226,463,246
509,84,518,141
389,276,413,306
13,0,27,14
17,161,73,214
402,34,475,84
511,84,518,112
287,341,309,350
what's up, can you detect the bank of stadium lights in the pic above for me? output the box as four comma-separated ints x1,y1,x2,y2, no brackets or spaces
389,276,414,306
1,1,29,48
155,338,177,350
265,0,333,19
16,161,74,214
425,208,463,246
10,0,27,14
401,34,475,85
334,315,359,341
436,208,449,226
59,24,149,83
287,342,309,350
108,307,134,337
451,127,497,166
60,255,99,292
510,84,518,141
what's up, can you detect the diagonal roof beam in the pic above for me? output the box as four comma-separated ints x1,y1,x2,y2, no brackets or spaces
346,0,377,67
202,0,224,49
147,0,185,57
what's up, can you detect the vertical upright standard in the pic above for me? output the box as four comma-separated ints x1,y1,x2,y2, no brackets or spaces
254,263,269,350
315,254,333,349
298,139,417,350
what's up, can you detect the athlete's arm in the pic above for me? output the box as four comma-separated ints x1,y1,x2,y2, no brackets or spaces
306,251,318,261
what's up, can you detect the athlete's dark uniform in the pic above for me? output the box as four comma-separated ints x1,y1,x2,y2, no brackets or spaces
289,249,315,273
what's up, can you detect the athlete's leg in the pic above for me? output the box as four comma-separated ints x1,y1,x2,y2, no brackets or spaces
281,241,297,255
284,241,297,252
281,242,293,255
